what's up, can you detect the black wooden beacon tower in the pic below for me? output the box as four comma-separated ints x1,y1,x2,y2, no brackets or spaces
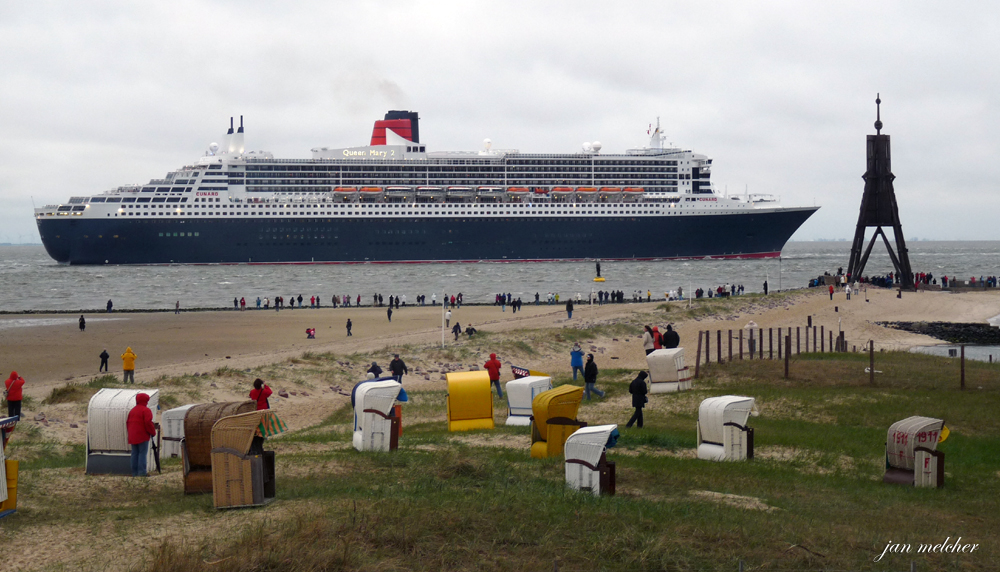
846,95,914,289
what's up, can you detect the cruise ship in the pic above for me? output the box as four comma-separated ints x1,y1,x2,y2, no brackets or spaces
34,111,818,265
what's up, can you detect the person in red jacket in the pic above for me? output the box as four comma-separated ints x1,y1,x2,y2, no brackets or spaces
126,393,157,477
5,371,25,419
250,378,272,410
484,353,503,398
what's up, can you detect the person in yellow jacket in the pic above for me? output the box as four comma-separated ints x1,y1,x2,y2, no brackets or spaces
121,347,137,384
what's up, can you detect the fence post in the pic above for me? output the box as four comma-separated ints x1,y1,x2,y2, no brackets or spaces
705,330,711,364
961,344,966,390
759,328,764,359
797,326,801,354
769,328,773,360
785,335,790,378
749,329,754,360
728,330,733,362
869,340,875,386
821,325,825,352
739,329,743,360
778,327,782,359
813,326,817,353
695,330,703,379
717,330,722,364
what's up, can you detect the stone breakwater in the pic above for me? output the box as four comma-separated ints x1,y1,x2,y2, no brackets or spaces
877,321,1000,345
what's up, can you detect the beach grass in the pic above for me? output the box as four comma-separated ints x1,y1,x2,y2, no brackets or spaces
7,350,999,571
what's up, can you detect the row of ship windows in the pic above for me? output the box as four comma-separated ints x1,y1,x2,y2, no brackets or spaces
243,160,682,171
243,167,681,176
245,185,681,192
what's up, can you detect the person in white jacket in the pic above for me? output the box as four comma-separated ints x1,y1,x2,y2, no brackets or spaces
642,325,655,356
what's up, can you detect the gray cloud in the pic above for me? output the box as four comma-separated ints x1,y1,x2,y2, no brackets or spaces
1,1,998,243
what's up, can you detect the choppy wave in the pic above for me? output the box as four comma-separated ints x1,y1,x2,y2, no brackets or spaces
1,241,999,312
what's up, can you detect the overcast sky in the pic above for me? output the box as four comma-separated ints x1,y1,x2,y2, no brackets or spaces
2,1,997,244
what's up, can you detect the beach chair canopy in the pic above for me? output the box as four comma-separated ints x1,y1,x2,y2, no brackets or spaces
210,410,279,509
353,380,402,429
446,371,494,431
161,404,197,458
184,401,256,469
698,396,755,445
886,416,944,471
506,376,552,420
530,385,585,458
352,379,404,452
87,388,160,453
531,385,584,437
564,424,619,496
647,348,686,382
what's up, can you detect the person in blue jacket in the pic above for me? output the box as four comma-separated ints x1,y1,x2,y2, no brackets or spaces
570,343,585,381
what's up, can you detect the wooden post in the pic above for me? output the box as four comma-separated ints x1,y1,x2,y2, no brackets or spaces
748,329,754,360
805,326,809,352
813,326,817,353
961,344,966,390
821,325,825,352
705,330,711,364
769,328,773,360
829,331,834,353
759,328,764,360
784,335,790,379
694,330,703,379
869,340,875,386
728,330,733,362
717,330,722,364
797,327,801,354
739,329,743,360
778,327,782,359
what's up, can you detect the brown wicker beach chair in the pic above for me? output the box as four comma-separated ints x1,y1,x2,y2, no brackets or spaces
181,402,255,494
210,410,277,509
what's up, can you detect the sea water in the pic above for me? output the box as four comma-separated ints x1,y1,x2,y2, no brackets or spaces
2,241,1000,312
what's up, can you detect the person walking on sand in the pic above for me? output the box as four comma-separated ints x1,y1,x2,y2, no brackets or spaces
583,353,605,400
126,392,156,477
121,346,137,384
367,361,383,378
642,326,655,356
570,343,585,381
175,301,180,314
249,378,272,410
566,299,574,319
79,315,86,331
389,354,408,383
5,371,25,418
626,371,649,428
445,309,452,328
107,299,113,313
484,353,503,398
387,306,393,322
452,322,462,341
829,283,834,300
99,349,110,372
346,318,353,336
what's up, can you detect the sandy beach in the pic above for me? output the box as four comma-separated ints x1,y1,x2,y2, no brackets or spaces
3,286,999,409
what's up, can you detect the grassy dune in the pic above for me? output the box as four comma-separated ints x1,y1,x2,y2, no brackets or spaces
4,347,999,571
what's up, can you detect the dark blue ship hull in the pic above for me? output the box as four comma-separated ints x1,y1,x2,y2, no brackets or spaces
36,208,817,265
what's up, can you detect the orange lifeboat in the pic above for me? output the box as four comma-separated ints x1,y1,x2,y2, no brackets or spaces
552,186,574,193
360,186,383,193
623,187,645,193
576,187,597,193
599,187,622,193
507,187,529,193
334,186,358,193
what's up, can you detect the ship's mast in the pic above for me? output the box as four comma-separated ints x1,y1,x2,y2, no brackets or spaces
648,117,665,149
